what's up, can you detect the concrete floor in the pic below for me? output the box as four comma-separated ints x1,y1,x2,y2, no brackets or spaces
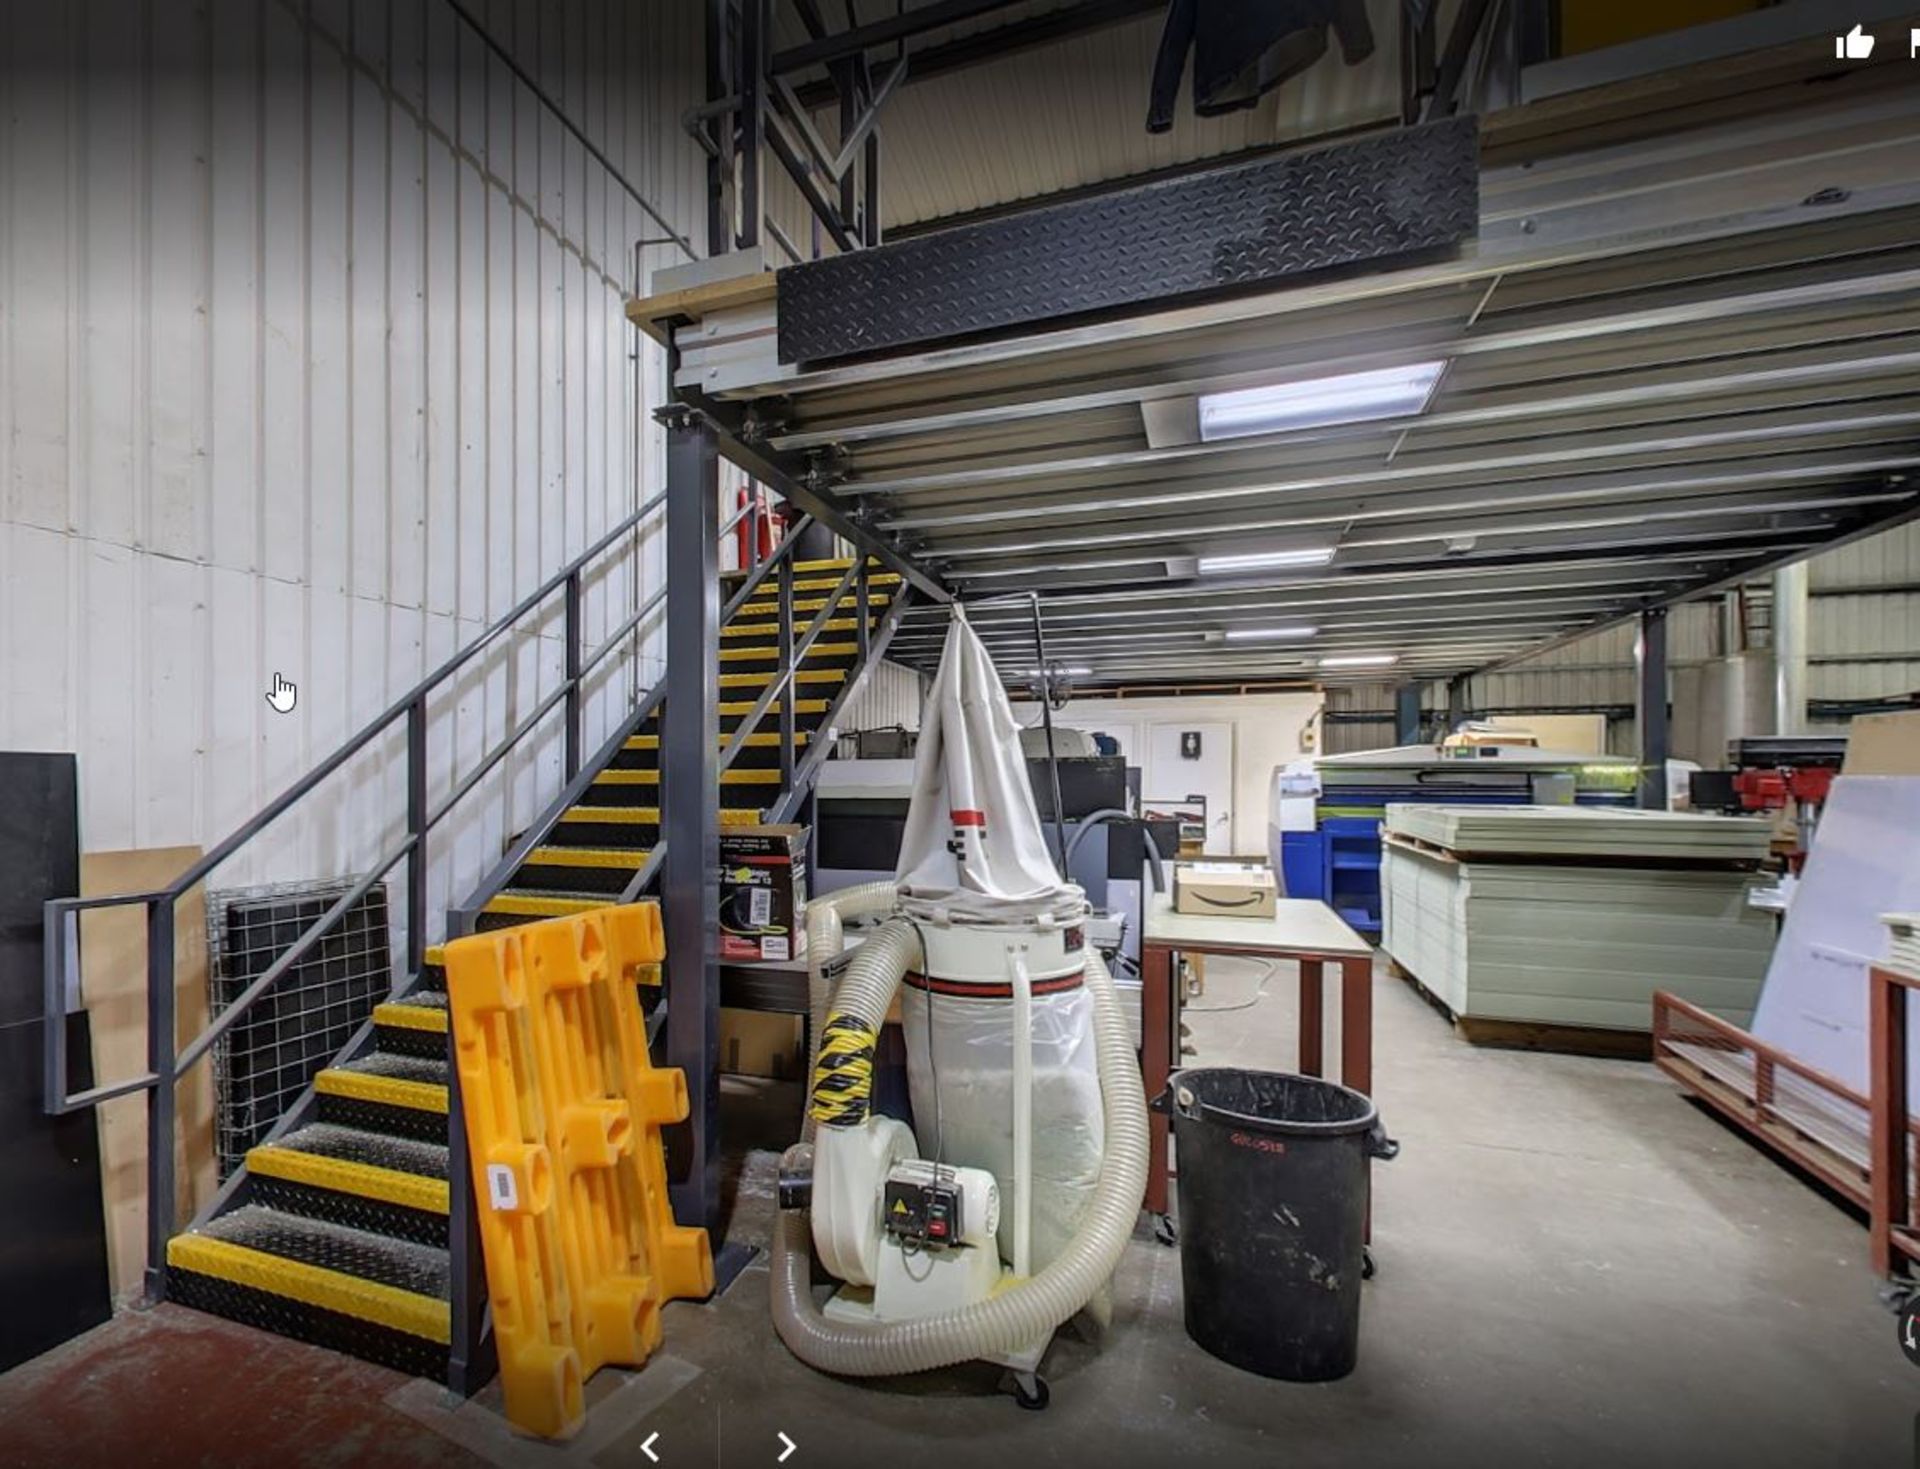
5,958,1915,1468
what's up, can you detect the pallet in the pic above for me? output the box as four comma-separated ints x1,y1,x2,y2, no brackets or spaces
1380,831,1760,872
1387,954,1653,1059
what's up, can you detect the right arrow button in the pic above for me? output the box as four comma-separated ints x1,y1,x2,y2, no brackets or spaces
776,1430,797,1463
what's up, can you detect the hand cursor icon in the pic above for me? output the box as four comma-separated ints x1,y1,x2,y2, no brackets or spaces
266,673,298,714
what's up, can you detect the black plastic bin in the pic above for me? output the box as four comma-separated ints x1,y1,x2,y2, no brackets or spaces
1156,1067,1398,1381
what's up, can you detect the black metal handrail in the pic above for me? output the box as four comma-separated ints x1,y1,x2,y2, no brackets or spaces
40,487,669,1300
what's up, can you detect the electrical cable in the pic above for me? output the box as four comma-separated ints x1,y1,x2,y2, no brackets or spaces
1184,956,1283,1014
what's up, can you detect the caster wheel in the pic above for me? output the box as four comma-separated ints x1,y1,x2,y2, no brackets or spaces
1362,1247,1377,1281
1153,1214,1178,1248
1011,1372,1050,1411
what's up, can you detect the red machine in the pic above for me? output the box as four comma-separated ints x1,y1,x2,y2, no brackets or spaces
1725,735,1847,869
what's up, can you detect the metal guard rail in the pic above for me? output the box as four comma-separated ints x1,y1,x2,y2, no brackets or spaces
40,487,670,1289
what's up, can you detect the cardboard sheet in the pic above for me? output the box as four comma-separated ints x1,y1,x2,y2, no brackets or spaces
80,848,215,1300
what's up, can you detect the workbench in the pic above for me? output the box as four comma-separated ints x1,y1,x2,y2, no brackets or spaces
1139,893,1374,1219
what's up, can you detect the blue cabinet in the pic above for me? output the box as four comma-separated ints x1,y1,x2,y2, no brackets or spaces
1321,817,1383,935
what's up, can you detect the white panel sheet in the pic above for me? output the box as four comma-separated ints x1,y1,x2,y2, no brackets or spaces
1750,776,1920,1095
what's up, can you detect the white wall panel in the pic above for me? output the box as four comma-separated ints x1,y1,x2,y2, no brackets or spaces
2,0,708,947
838,659,927,733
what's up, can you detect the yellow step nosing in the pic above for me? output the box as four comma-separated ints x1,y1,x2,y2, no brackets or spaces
560,806,661,824
718,642,859,661
623,732,807,749
738,593,891,618
719,700,829,716
166,1233,450,1344
594,769,661,784
483,893,606,917
247,1144,451,1216
424,945,446,967
525,846,652,868
716,669,848,688
724,617,858,638
373,1001,449,1035
316,1067,449,1115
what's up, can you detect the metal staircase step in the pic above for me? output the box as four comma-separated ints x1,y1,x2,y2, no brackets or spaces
246,1124,451,1244
724,615,863,639
512,845,654,896
482,890,607,918
717,668,848,689
736,591,891,620
718,641,859,662
315,1053,449,1140
622,731,809,750
167,1205,450,1376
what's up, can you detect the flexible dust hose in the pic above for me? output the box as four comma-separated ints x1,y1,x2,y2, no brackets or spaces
802,883,899,1144
771,935,1149,1377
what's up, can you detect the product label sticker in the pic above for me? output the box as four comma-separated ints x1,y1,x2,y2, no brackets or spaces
751,887,772,928
763,936,790,961
487,1162,518,1212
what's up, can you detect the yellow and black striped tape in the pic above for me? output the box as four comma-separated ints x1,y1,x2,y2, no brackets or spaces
808,1012,876,1129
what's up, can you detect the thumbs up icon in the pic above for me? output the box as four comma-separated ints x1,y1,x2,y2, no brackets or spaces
265,672,298,714
1836,23,1875,58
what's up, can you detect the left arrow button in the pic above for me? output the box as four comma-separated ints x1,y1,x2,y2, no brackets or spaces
641,1430,662,1463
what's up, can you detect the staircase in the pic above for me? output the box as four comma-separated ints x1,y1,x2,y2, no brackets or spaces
157,553,901,1385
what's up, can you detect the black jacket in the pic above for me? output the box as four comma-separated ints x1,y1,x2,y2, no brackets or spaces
1147,0,1376,133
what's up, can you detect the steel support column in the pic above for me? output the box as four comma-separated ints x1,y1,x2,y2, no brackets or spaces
1637,607,1670,810
1394,683,1423,746
1445,674,1468,736
1773,558,1810,735
662,414,723,1237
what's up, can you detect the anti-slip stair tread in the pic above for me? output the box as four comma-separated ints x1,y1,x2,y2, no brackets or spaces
527,846,653,867
268,1122,450,1181
623,732,808,749
332,1052,450,1087
490,889,613,911
397,988,448,1010
192,1205,450,1301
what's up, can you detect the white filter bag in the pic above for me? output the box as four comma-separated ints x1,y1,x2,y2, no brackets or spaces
896,609,1081,925
900,984,1103,1272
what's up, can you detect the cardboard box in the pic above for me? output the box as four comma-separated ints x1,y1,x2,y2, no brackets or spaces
720,824,809,962
718,1009,806,1080
1174,860,1278,919
1842,711,1920,777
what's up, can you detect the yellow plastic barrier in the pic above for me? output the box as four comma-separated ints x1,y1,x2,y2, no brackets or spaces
444,902,713,1439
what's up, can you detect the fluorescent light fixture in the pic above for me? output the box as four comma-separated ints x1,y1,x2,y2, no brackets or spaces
1318,654,1399,669
1010,666,1091,678
1223,624,1319,642
1193,546,1337,575
1197,360,1448,442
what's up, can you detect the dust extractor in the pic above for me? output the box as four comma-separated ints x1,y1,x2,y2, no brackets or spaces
770,607,1149,1407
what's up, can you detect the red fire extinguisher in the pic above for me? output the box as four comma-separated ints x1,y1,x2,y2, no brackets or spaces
734,483,778,569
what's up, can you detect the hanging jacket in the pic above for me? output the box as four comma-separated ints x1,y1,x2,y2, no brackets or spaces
1147,0,1376,133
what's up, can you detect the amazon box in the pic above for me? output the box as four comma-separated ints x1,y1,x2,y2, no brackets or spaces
1174,861,1277,920
720,824,809,962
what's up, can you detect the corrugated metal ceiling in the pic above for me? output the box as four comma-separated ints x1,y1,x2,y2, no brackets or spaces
660,74,1920,688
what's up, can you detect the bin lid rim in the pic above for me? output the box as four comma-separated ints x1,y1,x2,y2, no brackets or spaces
1168,1066,1378,1137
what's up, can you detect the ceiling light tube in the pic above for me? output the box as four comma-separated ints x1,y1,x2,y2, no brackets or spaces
1318,654,1399,669
1192,546,1337,576
1222,624,1319,642
1197,361,1448,443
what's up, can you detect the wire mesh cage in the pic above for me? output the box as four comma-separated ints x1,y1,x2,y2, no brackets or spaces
205,878,395,1177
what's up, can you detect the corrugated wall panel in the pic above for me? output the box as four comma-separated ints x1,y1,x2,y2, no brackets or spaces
2,0,708,943
1322,521,1920,757
838,658,927,732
